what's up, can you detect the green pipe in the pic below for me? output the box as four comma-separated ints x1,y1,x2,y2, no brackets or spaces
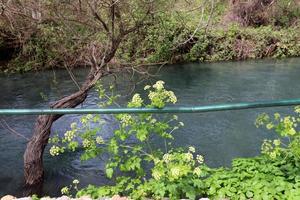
1,98,300,115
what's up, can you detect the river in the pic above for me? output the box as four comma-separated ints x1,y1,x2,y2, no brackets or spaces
1,58,300,196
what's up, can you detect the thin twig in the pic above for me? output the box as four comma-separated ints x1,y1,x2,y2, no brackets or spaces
0,118,29,141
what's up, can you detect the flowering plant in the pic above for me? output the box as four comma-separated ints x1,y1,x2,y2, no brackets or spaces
255,106,300,162
49,81,207,199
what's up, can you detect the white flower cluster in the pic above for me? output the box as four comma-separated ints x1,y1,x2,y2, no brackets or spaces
167,91,177,104
72,179,80,184
96,136,104,144
64,130,76,142
144,85,151,90
120,114,132,126
81,114,93,124
193,167,202,176
130,94,143,107
153,80,165,90
163,153,171,163
83,139,92,148
185,152,194,161
188,146,195,153
50,145,62,156
196,155,204,164
61,186,69,195
148,91,158,101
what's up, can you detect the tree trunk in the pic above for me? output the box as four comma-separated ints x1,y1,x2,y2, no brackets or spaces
23,92,87,182
23,69,108,192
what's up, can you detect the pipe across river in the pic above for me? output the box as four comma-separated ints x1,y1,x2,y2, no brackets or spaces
1,98,300,115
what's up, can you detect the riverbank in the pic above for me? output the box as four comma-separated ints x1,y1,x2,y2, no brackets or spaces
0,0,299,73
1,25,299,73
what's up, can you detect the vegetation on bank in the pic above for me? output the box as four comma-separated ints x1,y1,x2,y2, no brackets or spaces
47,81,300,200
0,0,300,73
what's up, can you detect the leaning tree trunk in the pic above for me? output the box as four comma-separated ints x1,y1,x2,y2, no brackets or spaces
23,90,88,185
23,68,109,193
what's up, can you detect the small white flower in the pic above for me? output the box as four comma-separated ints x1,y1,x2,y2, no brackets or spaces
50,145,62,156
153,80,165,90
64,130,75,142
131,94,143,107
61,187,69,195
83,139,91,148
70,122,77,129
196,155,204,164
96,136,104,144
167,91,177,104
144,85,151,90
189,146,195,153
185,152,193,161
163,153,171,163
72,179,79,184
193,167,202,176
120,114,132,126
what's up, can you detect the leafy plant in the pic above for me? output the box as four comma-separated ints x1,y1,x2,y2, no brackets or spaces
256,106,300,164
205,156,300,200
50,81,208,199
204,106,300,200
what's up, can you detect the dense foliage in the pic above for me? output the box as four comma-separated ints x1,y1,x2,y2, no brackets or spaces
48,82,300,199
0,0,300,72
130,24,300,63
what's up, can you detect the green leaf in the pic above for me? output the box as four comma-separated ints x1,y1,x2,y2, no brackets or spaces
106,168,114,179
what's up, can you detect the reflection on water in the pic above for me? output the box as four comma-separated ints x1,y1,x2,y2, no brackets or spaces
1,58,300,196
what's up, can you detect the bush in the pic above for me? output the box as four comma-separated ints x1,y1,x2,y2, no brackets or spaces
186,25,300,62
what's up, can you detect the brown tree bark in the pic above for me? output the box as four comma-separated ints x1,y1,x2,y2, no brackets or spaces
23,67,110,191
23,90,88,186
